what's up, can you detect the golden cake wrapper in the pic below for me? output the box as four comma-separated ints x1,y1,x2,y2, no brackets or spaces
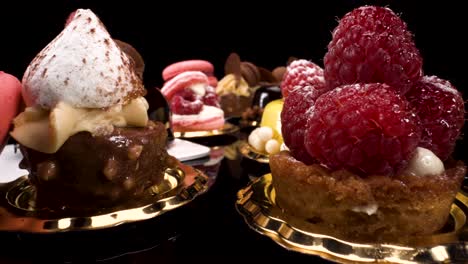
0,163,209,233
236,174,468,263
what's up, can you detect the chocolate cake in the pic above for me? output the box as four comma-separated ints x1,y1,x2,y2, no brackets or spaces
20,121,177,209
217,53,283,118
9,9,179,211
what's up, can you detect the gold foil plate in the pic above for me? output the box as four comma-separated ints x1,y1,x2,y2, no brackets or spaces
173,123,239,139
238,140,269,164
236,174,468,263
0,163,209,233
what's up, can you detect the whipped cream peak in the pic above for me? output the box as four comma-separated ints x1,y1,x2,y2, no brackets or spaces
22,9,144,109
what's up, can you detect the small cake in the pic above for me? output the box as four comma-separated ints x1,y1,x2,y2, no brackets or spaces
0,72,22,153
217,53,283,118
10,9,176,209
270,6,466,243
161,66,224,132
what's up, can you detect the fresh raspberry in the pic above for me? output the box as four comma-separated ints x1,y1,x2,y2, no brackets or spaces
324,6,422,94
171,95,203,115
305,83,421,176
280,60,326,98
329,6,412,46
174,88,199,102
203,92,220,108
281,86,317,165
406,76,465,160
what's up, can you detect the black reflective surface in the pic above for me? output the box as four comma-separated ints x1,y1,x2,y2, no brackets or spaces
0,138,324,263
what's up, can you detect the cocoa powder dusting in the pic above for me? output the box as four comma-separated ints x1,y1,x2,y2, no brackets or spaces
31,63,39,73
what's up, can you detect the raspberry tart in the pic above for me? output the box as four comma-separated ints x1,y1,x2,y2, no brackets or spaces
270,6,466,243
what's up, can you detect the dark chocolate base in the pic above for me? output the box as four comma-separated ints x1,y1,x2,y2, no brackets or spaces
20,121,177,210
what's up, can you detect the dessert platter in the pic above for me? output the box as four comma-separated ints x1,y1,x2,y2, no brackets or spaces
0,9,213,233
236,5,468,263
0,2,466,263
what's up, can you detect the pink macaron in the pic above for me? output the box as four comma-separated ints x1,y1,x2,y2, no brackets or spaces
162,60,214,81
0,71,22,151
172,111,224,132
207,76,218,87
161,71,208,101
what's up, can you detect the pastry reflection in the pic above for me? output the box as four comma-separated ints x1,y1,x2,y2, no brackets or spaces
0,163,209,232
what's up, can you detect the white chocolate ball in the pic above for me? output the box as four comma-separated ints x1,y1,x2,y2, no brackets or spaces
265,139,280,154
256,127,273,141
248,133,265,152
404,147,444,176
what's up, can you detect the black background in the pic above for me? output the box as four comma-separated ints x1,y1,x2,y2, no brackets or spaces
1,1,466,152
1,0,466,91
1,0,466,160
0,0,467,263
